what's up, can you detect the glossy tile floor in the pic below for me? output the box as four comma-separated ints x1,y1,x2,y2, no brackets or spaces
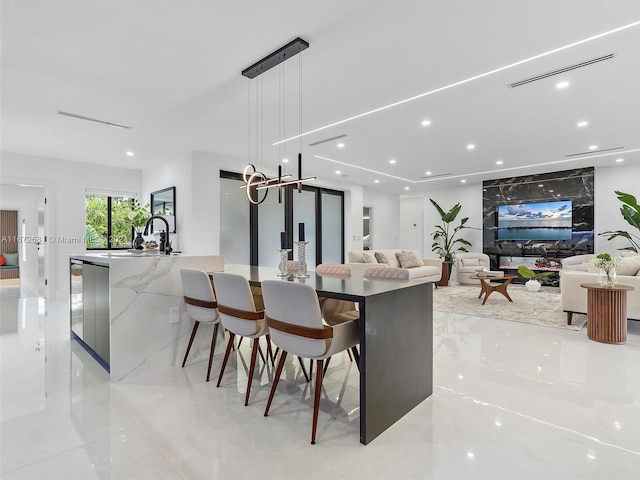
2,286,640,479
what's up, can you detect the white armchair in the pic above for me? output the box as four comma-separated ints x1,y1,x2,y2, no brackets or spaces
455,252,491,285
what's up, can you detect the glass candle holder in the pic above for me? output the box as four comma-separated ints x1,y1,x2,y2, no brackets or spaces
277,249,292,277
294,241,310,278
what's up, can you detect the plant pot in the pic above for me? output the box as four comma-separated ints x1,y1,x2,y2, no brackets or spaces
436,261,451,287
525,279,541,292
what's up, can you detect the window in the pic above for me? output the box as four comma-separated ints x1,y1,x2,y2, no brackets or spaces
85,194,134,249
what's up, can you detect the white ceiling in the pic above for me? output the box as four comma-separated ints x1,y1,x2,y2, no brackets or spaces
2,0,639,193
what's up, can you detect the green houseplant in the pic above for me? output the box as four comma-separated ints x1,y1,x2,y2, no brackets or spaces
429,199,478,285
517,265,554,292
599,190,640,252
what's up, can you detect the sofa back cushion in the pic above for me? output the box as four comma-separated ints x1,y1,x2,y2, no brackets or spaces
362,251,378,263
617,255,640,276
348,251,365,263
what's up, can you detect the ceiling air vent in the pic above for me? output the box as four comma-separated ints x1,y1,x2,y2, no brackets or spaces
565,146,623,157
508,53,615,88
57,110,133,129
419,173,452,180
308,134,347,147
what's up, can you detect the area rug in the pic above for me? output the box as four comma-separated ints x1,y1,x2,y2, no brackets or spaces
433,284,587,331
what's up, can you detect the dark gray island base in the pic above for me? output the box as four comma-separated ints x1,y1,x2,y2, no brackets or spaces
221,265,434,445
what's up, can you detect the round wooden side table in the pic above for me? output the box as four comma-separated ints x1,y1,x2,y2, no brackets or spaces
580,283,634,344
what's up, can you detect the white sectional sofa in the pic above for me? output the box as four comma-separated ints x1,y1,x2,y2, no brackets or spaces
347,249,442,282
560,253,640,324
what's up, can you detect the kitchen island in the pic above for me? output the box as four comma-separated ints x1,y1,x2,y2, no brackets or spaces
70,253,224,381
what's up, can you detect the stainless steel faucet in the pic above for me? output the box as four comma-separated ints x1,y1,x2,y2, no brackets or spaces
144,215,172,254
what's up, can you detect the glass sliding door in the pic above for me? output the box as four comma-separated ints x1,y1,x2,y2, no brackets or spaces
219,171,344,267
292,188,317,267
257,190,286,267
321,191,344,264
220,176,251,264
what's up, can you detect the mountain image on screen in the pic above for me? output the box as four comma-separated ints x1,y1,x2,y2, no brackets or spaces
497,201,572,240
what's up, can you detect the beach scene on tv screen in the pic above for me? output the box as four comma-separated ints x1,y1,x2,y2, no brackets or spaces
497,201,572,240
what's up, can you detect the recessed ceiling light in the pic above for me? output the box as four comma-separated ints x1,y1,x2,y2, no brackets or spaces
425,171,432,176
335,170,341,174
461,179,467,183
549,189,555,192
538,184,544,187
556,81,570,89
421,120,431,127
577,121,588,127
374,179,380,184
404,186,410,191
337,143,345,148
588,145,598,150
496,160,503,165
467,144,475,150
125,151,134,156
616,158,624,163
557,194,561,197
389,159,396,164
282,158,289,163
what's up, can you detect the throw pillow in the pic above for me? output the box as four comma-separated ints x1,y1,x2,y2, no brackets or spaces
362,251,378,263
462,258,480,267
402,249,424,266
3,252,18,266
0,254,5,266
396,251,421,268
374,251,390,265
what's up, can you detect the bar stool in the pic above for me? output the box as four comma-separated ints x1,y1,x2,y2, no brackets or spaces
212,272,274,406
180,268,221,382
261,280,360,444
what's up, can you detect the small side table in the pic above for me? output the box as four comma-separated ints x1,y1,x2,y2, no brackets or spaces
580,283,634,344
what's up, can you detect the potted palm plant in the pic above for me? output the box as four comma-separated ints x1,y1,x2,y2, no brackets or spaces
599,190,640,253
429,199,478,286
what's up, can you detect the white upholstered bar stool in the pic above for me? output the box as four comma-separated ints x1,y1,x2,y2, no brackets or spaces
180,268,221,382
261,280,360,444
212,272,273,406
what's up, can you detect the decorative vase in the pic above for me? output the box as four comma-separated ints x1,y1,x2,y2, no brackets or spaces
598,268,617,287
133,231,144,249
525,279,541,292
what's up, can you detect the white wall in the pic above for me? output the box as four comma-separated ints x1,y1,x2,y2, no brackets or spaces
0,185,43,295
1,151,141,298
594,163,640,253
423,184,484,259
363,187,401,250
400,196,425,256
141,151,223,255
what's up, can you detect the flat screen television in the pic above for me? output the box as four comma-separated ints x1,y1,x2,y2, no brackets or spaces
497,200,572,241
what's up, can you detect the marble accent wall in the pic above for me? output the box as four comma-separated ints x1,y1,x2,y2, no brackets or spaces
109,254,224,382
482,168,595,285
